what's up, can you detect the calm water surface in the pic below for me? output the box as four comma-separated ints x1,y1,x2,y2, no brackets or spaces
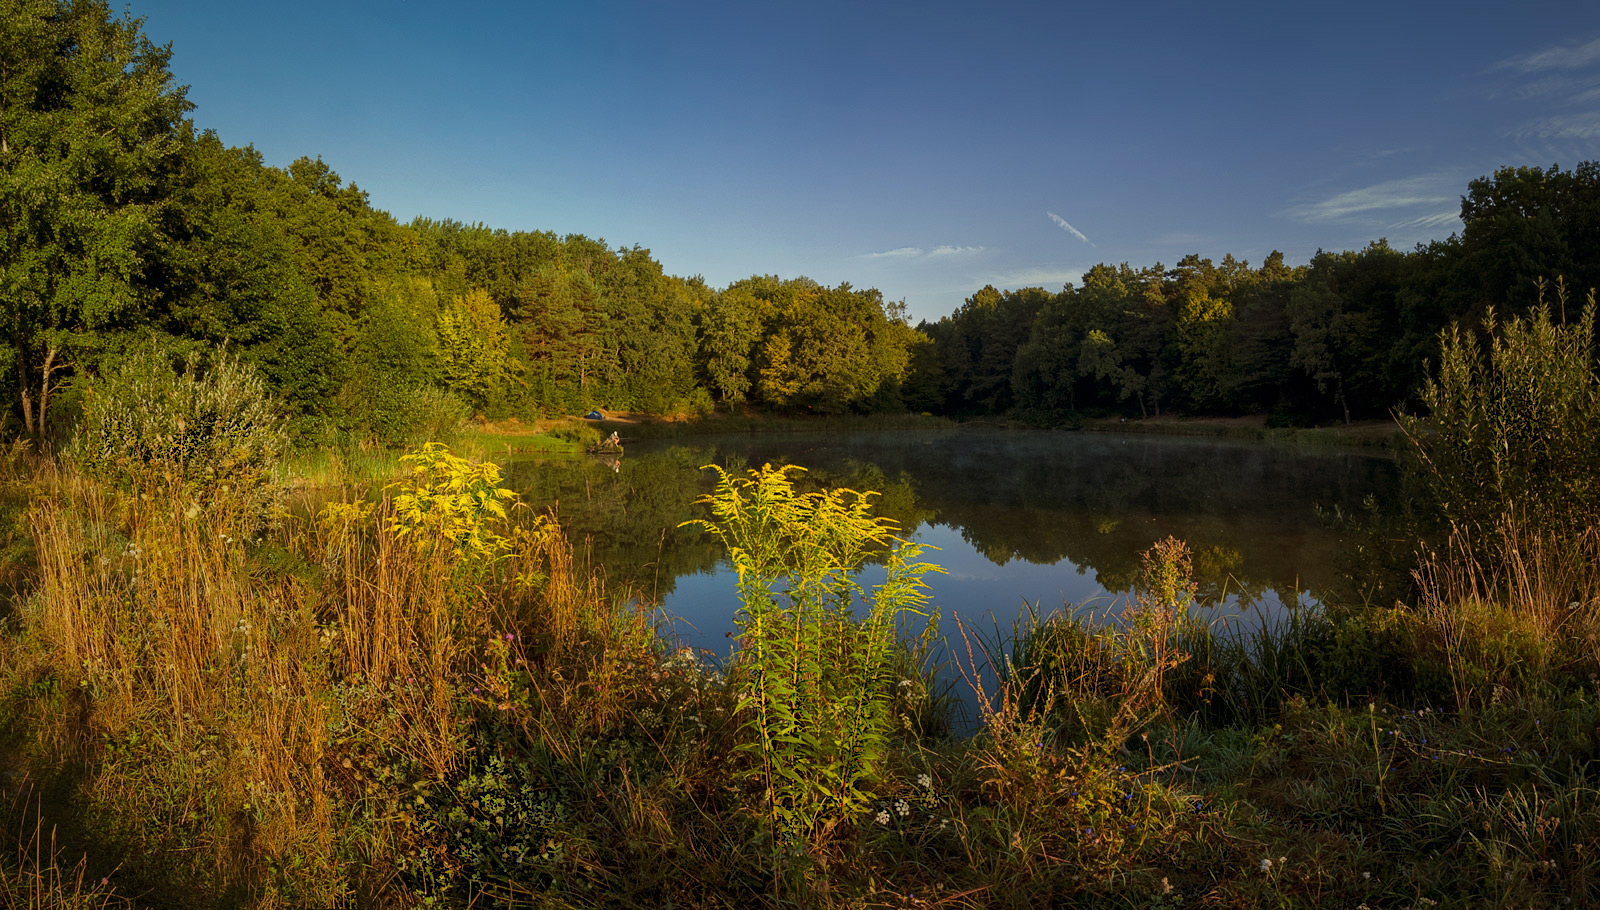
504,428,1399,658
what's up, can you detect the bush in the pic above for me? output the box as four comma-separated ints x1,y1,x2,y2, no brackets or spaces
1403,280,1599,548
70,344,287,519
338,379,470,447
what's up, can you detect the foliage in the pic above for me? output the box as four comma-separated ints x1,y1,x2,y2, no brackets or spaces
697,286,760,403
1403,280,1599,550
684,464,941,858
68,343,286,519
436,287,513,410
386,442,518,562
0,0,193,436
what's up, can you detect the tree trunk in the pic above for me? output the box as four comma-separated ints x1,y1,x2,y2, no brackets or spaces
19,377,34,436
37,346,58,437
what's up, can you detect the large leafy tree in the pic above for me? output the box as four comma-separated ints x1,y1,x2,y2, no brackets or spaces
437,287,512,408
0,0,192,435
698,285,761,404
1459,162,1600,308
155,133,344,416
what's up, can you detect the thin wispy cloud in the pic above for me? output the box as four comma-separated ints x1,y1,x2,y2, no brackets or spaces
864,244,985,261
1512,111,1600,140
983,268,1083,291
1495,37,1600,73
1389,211,1462,232
1495,73,1600,102
1047,212,1093,246
1288,176,1454,223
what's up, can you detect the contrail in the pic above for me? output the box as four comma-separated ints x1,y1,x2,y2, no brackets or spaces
1047,211,1093,246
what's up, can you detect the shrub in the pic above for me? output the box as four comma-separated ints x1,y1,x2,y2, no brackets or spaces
1403,280,1599,550
386,442,518,563
337,379,470,447
683,464,941,860
70,344,287,520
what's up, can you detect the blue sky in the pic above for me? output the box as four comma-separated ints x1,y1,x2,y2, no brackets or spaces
133,0,1600,322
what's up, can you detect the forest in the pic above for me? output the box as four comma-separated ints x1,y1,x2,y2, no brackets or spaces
914,166,1600,424
5,1,1599,442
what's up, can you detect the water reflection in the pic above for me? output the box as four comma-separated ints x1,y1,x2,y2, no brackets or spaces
505,428,1398,652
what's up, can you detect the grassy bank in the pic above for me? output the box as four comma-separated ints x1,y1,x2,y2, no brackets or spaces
0,430,1596,907
582,410,959,442
1078,415,1406,450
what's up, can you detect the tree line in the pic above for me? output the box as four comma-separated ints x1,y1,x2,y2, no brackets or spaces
1,0,924,444
912,163,1600,425
5,0,1598,443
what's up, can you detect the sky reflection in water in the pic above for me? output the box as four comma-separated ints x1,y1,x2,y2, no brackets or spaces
507,428,1400,666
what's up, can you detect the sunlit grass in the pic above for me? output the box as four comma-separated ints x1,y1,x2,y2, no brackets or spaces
1,428,1597,906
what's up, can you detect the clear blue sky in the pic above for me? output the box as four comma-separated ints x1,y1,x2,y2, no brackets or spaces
133,0,1600,322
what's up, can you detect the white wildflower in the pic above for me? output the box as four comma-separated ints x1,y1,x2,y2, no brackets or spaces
876,810,890,825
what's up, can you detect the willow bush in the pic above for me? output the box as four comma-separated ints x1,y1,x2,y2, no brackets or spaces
1404,279,1599,549
69,345,287,522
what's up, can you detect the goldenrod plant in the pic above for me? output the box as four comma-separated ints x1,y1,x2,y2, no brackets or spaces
685,464,941,864
386,442,518,562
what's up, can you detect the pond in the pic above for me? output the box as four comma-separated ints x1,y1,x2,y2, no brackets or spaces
503,427,1400,664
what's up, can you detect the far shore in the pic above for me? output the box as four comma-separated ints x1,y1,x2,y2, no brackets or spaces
454,409,1405,456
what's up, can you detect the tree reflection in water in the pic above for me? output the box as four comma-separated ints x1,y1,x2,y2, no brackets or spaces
504,428,1399,652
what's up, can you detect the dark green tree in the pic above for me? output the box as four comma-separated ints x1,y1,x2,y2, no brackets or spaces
1,0,192,434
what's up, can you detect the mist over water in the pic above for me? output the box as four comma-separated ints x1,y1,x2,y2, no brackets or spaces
506,427,1400,660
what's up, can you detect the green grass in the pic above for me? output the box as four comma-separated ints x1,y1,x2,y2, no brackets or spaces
455,425,592,457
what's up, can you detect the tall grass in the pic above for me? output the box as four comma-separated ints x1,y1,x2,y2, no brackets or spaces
5,439,629,906
1,794,129,910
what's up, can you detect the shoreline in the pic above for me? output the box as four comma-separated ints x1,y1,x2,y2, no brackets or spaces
485,409,1406,453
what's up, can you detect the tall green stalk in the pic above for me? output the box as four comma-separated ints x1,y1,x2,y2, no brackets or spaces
684,464,940,859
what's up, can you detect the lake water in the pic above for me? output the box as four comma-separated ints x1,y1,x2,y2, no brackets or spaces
504,427,1399,661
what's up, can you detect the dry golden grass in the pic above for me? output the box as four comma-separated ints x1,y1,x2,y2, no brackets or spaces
1413,518,1600,708
5,447,635,905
